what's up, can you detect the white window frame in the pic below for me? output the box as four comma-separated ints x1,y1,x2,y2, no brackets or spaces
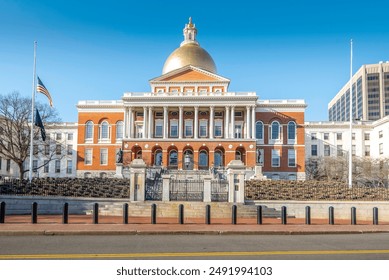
85,148,93,165
184,119,193,137
116,121,124,140
287,121,296,144
55,160,61,173
199,119,207,137
234,122,243,139
85,121,94,143
43,160,49,173
99,121,111,143
255,121,264,141
271,149,280,167
288,149,296,167
170,120,178,138
66,160,72,174
100,148,108,165
214,119,223,137
154,119,163,138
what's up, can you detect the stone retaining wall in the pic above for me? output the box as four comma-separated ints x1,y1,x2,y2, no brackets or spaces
249,200,389,222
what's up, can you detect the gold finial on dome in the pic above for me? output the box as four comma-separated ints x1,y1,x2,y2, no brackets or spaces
188,17,193,27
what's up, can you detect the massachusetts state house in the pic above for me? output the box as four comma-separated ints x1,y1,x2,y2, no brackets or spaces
76,18,306,180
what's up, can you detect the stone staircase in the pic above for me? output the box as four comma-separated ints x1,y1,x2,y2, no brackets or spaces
87,201,285,218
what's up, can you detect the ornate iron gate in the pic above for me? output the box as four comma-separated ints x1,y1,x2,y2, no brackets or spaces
169,179,204,201
211,179,229,202
145,168,163,201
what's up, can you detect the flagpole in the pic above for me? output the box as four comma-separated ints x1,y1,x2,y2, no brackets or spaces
348,39,353,188
29,41,37,182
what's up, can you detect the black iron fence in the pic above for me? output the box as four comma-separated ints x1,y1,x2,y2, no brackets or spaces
211,179,228,202
0,178,131,198
169,179,204,201
245,180,389,201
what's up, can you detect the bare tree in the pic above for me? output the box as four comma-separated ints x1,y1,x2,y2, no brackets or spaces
0,92,60,180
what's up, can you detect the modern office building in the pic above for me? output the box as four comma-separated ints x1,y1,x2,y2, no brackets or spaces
328,61,389,122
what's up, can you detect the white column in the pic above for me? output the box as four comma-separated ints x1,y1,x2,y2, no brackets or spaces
128,107,133,139
246,106,251,139
130,109,135,138
251,105,256,140
124,107,129,138
230,106,235,138
194,106,199,139
163,106,168,139
209,106,214,139
225,106,230,139
143,106,148,139
148,106,153,139
179,106,183,139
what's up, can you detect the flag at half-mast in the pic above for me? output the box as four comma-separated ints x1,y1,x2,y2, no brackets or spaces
36,76,53,107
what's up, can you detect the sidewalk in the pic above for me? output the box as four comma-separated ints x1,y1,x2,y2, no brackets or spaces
1,215,389,235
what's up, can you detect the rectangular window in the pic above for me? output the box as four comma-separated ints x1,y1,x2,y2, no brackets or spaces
214,111,223,117
184,120,193,137
379,143,384,154
214,120,222,137
324,133,329,140
170,120,178,137
199,120,207,137
55,160,60,173
337,133,342,140
352,145,356,156
379,130,383,138
311,133,317,140
352,133,355,140
271,149,280,167
324,145,330,156
44,160,49,173
67,133,73,141
56,133,62,141
100,148,108,165
85,149,92,165
66,160,72,174
56,144,61,155
155,120,163,137
33,145,38,155
235,124,242,138
136,125,143,138
365,145,370,157
311,145,318,156
44,144,50,155
234,111,243,117
33,160,38,172
67,145,73,155
337,145,343,156
288,149,296,167
6,159,10,172
365,133,370,141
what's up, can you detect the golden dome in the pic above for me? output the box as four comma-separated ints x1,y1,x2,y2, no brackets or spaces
162,18,217,75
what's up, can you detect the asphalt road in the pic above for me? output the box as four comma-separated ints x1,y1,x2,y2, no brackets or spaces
1,233,389,260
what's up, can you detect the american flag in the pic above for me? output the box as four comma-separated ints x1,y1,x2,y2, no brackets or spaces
36,76,53,107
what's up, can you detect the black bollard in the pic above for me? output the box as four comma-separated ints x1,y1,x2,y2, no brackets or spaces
62,203,69,224
232,205,237,225
151,203,157,224
281,206,287,225
329,206,334,225
351,207,357,225
305,206,311,225
205,204,211,225
178,204,184,224
257,205,263,225
123,203,128,224
0,202,5,224
373,207,379,225
31,202,38,224
93,203,99,224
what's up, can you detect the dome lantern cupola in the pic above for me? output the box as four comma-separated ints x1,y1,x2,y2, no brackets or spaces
162,18,217,75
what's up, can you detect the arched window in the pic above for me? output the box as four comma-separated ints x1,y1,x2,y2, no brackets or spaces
100,121,110,140
287,121,296,141
85,121,94,140
256,121,263,140
136,150,142,159
214,151,223,167
116,121,124,140
199,151,208,168
270,121,281,140
169,150,178,166
235,150,242,161
154,149,162,166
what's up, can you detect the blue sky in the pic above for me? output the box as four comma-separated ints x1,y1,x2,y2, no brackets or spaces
1,0,389,122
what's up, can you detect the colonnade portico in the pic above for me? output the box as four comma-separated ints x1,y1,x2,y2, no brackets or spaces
123,104,257,140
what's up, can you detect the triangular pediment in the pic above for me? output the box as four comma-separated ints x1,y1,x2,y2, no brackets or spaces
150,65,230,83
